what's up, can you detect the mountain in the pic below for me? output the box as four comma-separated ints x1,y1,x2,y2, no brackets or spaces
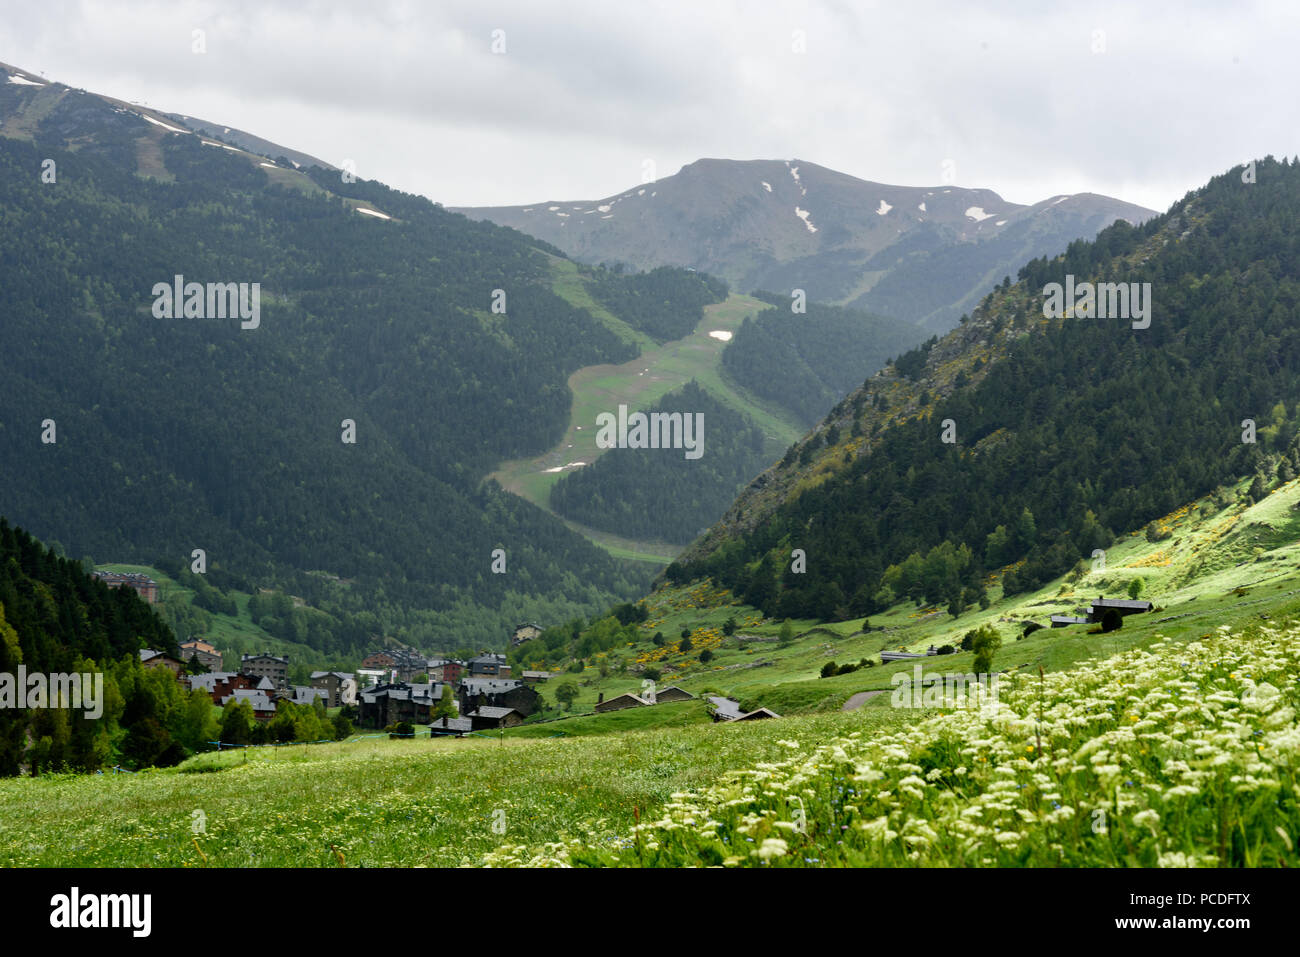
451,158,1156,333
0,60,765,650
665,156,1300,622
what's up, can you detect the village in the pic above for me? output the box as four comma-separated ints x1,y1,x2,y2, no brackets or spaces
128,605,778,739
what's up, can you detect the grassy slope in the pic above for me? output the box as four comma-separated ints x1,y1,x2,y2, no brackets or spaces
489,275,805,564
527,473,1300,717
8,476,1300,867
94,563,343,675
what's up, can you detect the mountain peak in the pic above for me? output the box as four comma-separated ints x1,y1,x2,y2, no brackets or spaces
452,159,1154,332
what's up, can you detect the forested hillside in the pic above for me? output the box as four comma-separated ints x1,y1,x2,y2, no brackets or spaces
669,157,1300,621
720,293,928,425
586,266,729,342
0,521,183,774
549,382,769,543
0,70,744,649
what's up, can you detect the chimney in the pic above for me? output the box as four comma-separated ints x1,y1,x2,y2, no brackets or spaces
597,692,604,704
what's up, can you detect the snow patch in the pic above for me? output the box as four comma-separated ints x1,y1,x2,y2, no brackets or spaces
995,219,1007,226
918,202,926,212
542,462,588,473
6,74,44,86
556,212,569,217
601,214,613,219
597,204,612,212
136,113,190,134
1050,195,1071,205
708,330,733,342
876,199,893,215
259,162,277,168
761,181,772,193
356,207,392,220
788,164,807,195
794,206,818,233
965,206,993,222
548,206,560,211
638,189,645,195
201,139,243,152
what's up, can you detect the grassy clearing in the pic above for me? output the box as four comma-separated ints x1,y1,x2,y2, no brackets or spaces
491,277,801,561
0,708,910,868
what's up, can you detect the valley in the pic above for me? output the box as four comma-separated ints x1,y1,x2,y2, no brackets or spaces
1,18,1297,884
5,472,1300,867
489,289,804,562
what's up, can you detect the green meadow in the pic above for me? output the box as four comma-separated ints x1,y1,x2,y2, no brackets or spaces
8,475,1300,868
490,271,802,563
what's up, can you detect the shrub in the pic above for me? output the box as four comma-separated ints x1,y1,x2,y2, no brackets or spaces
820,661,838,679
935,644,955,655
1100,609,1123,633
970,625,1002,674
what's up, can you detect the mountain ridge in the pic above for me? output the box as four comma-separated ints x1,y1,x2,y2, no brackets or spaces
663,155,1300,623
452,157,1156,332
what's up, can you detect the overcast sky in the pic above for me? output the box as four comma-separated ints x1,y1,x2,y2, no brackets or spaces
2,1,1297,212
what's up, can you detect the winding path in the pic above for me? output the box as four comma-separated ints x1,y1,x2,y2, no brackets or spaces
842,690,887,711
